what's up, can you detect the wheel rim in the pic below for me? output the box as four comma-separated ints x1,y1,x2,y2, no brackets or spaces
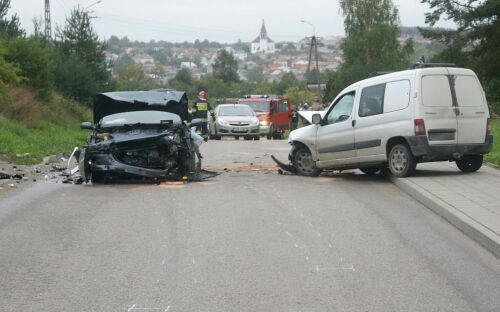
296,151,315,174
390,147,408,174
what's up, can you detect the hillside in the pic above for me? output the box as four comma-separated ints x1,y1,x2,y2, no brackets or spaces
0,85,91,164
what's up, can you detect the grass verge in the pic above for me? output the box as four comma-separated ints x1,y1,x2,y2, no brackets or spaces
0,85,90,165
485,119,500,167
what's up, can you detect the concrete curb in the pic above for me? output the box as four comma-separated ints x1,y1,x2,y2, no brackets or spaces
389,176,500,258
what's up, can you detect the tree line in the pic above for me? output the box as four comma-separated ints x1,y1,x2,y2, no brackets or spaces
0,0,497,114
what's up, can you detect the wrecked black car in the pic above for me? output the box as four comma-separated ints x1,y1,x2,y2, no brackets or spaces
78,90,204,183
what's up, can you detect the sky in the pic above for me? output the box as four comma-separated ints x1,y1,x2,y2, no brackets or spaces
10,0,455,43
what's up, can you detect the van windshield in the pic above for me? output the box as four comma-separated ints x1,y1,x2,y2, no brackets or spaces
238,101,270,112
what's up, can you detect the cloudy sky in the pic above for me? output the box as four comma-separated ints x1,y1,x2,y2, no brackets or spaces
10,0,455,43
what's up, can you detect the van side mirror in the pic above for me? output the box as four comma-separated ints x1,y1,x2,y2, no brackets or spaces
80,122,93,130
312,114,322,125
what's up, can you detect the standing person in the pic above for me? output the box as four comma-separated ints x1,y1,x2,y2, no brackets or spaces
192,90,212,139
289,107,299,131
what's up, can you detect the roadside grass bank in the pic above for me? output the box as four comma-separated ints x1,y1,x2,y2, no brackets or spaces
0,86,90,165
485,118,500,167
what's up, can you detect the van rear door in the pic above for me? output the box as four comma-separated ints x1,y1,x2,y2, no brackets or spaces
420,71,458,145
447,68,488,144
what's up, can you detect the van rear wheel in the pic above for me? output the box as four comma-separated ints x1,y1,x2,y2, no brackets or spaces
293,147,322,177
388,143,416,177
456,155,483,173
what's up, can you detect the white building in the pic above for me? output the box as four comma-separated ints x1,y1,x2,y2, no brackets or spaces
251,20,276,54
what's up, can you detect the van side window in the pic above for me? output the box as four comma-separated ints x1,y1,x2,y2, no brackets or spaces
384,80,410,113
359,84,385,117
454,75,484,107
325,92,355,125
422,75,453,107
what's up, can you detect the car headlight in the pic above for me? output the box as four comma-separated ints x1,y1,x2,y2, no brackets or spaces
218,119,228,126
260,120,268,126
252,119,260,126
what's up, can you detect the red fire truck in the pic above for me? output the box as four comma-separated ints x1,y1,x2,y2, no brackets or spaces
238,95,292,139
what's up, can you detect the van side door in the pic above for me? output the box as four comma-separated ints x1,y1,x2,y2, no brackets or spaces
316,91,357,167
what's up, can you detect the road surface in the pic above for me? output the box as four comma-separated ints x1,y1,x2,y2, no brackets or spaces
0,139,499,311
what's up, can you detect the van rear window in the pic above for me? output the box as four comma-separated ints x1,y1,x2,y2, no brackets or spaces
454,75,484,107
422,75,453,107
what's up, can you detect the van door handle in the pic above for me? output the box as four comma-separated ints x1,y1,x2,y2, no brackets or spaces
352,120,356,127
453,107,460,116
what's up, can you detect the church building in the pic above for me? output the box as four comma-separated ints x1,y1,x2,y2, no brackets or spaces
251,20,276,54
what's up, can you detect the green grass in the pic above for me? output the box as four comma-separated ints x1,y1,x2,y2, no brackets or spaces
485,119,500,166
0,119,88,165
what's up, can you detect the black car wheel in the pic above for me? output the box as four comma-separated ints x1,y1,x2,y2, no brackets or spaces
456,155,483,173
293,146,322,177
254,136,260,140
235,136,239,140
388,143,416,177
360,167,383,175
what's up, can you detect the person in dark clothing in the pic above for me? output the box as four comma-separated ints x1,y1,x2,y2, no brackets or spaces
289,107,299,131
191,90,212,138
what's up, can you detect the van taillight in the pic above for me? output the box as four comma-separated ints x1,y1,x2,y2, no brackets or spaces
486,118,491,136
414,119,426,136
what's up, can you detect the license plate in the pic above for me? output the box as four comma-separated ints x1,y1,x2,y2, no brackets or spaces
233,127,246,132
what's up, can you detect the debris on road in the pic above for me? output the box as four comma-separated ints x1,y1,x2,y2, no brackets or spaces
0,172,11,179
271,155,297,174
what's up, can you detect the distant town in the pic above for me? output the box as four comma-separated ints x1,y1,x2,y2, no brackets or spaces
104,21,440,84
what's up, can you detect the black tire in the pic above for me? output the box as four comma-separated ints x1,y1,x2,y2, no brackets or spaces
215,136,221,140
456,155,483,173
360,167,382,175
267,125,273,140
293,146,322,177
244,136,252,140
90,171,105,184
388,143,416,177
254,136,260,140
235,136,239,140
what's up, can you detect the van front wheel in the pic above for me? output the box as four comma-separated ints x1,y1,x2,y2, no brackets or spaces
293,147,322,177
456,155,483,173
388,144,416,177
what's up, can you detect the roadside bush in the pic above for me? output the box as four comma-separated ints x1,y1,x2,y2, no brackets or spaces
5,37,54,100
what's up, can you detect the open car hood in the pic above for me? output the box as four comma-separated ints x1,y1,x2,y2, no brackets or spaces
93,90,189,123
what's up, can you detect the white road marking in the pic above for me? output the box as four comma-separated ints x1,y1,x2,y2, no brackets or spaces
165,306,171,311
306,256,309,261
315,265,356,272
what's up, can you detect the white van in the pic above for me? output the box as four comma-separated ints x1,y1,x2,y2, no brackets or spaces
287,65,493,177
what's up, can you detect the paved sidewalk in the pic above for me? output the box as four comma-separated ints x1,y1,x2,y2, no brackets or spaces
389,162,500,258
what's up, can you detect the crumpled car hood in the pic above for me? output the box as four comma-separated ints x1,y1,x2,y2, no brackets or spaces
93,90,189,123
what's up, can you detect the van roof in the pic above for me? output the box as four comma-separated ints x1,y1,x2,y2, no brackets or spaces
348,67,477,89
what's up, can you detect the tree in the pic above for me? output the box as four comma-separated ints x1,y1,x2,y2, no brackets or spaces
55,7,111,103
212,49,240,84
284,86,315,107
0,0,24,38
420,0,500,111
275,72,300,95
0,42,23,103
323,0,413,99
116,64,159,91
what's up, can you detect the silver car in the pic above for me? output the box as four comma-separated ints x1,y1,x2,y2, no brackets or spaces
209,104,260,140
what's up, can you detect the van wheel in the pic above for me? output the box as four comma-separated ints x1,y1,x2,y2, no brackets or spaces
293,147,322,177
456,155,483,173
388,144,416,177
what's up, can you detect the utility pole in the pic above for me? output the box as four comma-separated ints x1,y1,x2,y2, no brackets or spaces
301,20,321,103
44,0,51,39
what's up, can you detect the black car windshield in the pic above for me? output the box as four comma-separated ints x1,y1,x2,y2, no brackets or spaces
100,111,181,127
218,106,255,117
238,101,269,112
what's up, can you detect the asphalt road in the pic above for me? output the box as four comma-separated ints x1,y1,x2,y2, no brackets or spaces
0,139,499,311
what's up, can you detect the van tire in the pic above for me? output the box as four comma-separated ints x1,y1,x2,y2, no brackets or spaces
388,143,416,177
456,155,483,173
293,147,322,177
360,167,383,175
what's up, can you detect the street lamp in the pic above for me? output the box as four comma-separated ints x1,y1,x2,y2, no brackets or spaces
85,0,102,11
300,19,315,37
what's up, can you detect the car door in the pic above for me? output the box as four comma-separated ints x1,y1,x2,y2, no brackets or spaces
420,71,458,145
447,69,488,144
316,90,357,167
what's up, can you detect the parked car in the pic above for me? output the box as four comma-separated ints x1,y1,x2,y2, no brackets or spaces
238,95,291,139
279,64,493,177
209,104,260,140
78,90,204,183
